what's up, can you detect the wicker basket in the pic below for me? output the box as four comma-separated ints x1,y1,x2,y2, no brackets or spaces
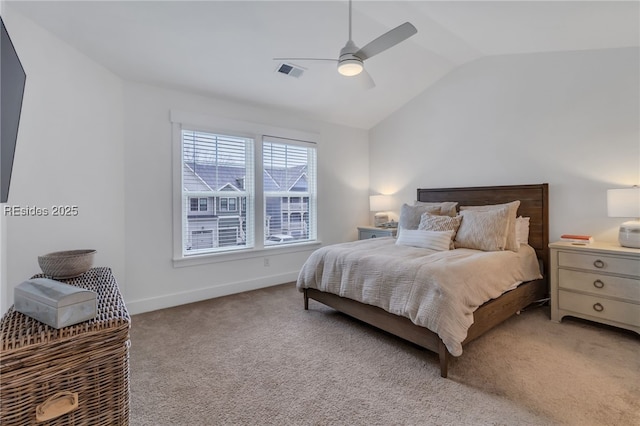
0,267,130,425
37,250,96,279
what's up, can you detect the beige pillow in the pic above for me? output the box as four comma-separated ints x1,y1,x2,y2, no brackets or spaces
414,201,458,217
460,200,520,252
418,213,462,249
455,207,510,251
398,204,441,231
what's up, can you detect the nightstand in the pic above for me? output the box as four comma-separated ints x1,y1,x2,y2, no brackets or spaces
549,241,640,333
357,226,397,240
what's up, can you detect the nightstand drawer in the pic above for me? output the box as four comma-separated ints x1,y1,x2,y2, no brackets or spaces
558,269,640,302
559,290,640,326
558,252,640,277
360,229,388,239
357,227,396,240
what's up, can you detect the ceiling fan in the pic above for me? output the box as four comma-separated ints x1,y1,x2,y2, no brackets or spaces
274,0,417,88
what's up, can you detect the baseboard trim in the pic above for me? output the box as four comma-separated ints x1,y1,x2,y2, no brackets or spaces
125,271,299,315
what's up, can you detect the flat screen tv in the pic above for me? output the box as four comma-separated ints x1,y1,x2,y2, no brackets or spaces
1,16,26,204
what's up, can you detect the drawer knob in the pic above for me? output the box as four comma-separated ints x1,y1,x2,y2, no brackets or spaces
593,279,605,289
592,302,604,312
593,259,605,269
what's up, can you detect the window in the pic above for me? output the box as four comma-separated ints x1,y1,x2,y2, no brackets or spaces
173,111,319,262
181,129,254,255
190,197,208,212
263,136,317,246
219,197,237,212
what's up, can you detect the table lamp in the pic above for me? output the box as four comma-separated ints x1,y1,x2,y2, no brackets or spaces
369,195,393,227
607,186,640,248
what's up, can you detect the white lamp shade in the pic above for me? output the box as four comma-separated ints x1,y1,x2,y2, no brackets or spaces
369,195,393,212
607,187,640,218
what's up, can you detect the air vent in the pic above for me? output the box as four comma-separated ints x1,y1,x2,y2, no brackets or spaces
276,62,304,78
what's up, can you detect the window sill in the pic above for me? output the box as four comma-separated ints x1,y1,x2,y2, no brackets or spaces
173,240,322,268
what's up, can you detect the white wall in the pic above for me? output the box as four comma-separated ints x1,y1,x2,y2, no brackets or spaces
0,7,369,316
1,7,126,313
122,82,369,314
370,48,640,244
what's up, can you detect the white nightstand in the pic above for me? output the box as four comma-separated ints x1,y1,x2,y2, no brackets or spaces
549,241,640,333
357,226,397,240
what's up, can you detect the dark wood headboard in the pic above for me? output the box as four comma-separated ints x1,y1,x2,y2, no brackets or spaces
417,184,549,278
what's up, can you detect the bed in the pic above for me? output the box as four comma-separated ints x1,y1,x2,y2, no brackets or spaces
298,184,549,378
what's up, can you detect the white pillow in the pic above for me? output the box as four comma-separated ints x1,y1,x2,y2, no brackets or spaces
455,207,510,251
516,216,530,245
395,229,453,251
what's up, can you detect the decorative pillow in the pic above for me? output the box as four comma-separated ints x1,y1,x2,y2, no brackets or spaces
516,216,530,245
454,207,510,251
398,204,441,231
418,213,462,249
460,200,520,252
414,201,458,217
395,229,453,251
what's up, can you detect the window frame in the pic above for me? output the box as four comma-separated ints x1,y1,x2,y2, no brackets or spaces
171,111,321,267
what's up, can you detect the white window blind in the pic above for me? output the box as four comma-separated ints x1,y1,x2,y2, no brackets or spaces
263,136,317,246
182,129,254,255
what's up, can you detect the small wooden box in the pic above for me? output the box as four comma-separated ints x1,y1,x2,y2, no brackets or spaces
14,278,97,329
1,268,131,425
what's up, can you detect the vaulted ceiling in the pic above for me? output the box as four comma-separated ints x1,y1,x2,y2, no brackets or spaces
8,1,639,129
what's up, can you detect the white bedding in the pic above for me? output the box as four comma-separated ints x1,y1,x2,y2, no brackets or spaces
296,237,542,356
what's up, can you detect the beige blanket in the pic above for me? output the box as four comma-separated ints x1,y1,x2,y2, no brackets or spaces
296,237,542,356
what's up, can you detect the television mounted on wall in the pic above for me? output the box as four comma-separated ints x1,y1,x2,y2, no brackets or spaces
1,15,26,204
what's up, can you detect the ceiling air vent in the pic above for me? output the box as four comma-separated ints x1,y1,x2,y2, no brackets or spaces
276,62,304,78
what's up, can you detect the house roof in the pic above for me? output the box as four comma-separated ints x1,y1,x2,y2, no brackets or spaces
183,164,214,192
184,163,308,193
264,164,308,192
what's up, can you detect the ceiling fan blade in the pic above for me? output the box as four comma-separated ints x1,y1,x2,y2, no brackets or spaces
340,68,375,90
355,22,417,61
356,69,375,90
273,57,338,63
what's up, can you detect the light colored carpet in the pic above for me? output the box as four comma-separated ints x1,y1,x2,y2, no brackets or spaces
129,283,639,425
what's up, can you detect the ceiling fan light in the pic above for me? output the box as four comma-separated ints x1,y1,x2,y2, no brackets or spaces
338,59,363,76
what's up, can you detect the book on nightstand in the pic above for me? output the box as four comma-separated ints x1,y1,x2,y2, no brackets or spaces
560,234,594,244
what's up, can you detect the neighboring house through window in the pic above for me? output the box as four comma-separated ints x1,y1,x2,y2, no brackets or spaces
263,136,316,246
173,112,317,259
181,129,254,254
